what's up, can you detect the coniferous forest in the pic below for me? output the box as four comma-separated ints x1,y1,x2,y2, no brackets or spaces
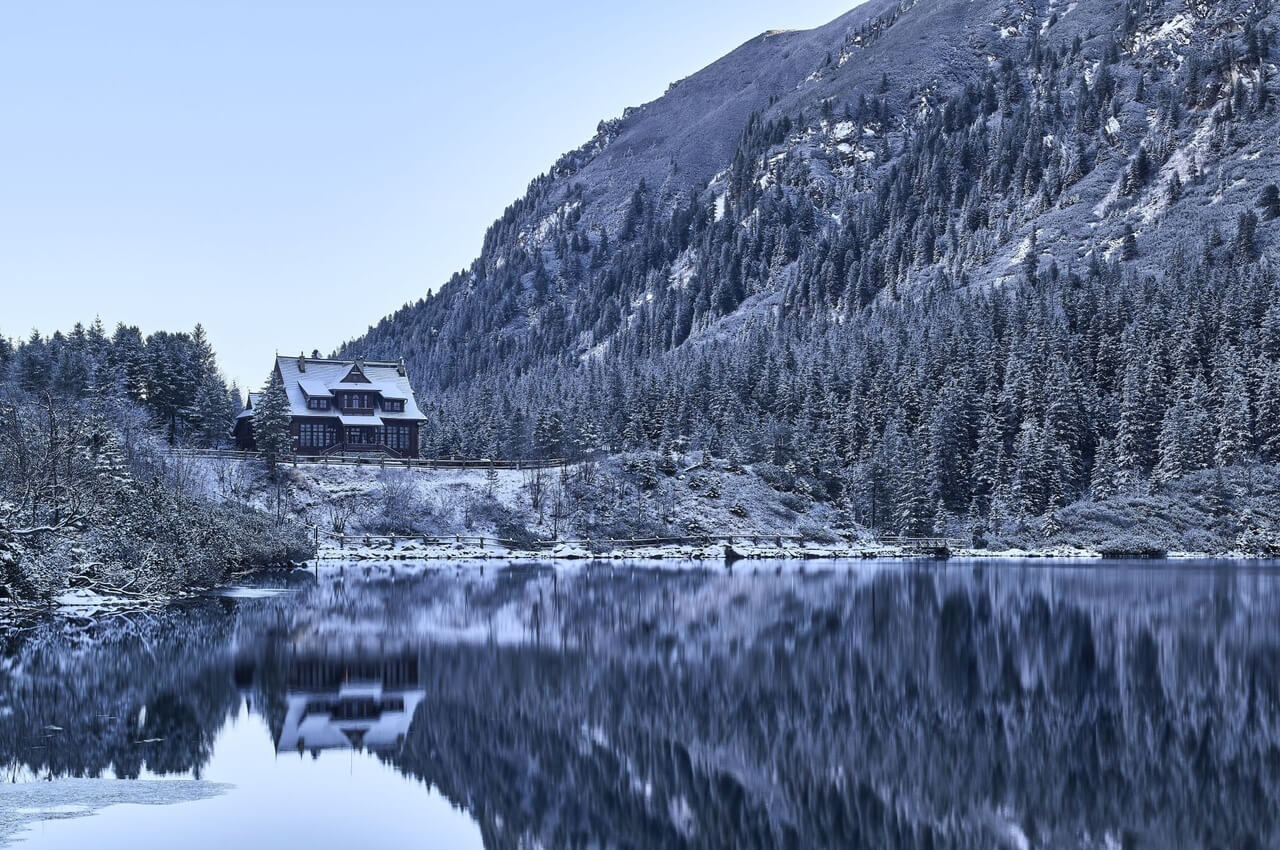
0,321,312,600
342,0,1280,547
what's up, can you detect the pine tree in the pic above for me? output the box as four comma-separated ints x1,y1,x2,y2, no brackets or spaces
109,324,148,403
253,370,294,475
188,374,233,448
1156,378,1212,482
1090,436,1120,500
534,410,565,459
16,330,48,394
1121,225,1139,260
1214,374,1253,468
1234,210,1259,262
1260,184,1280,220
893,432,933,536
1008,419,1047,516
1257,362,1280,463
1115,360,1155,480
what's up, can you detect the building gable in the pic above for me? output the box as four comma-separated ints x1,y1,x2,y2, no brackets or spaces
340,361,372,384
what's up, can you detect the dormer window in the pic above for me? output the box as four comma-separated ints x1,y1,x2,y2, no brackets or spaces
384,400,405,413
307,398,331,411
342,392,375,412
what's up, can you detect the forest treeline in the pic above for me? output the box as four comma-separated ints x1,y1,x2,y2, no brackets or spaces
0,319,312,600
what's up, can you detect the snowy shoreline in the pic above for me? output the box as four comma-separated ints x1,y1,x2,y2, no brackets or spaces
1,548,1272,622
313,540,1273,564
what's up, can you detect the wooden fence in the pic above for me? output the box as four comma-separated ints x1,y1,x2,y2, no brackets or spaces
170,448,567,471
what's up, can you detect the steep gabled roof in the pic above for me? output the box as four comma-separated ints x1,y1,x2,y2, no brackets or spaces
236,392,263,421
269,356,425,421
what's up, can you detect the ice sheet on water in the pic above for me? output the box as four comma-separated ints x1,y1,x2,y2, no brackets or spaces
0,779,232,844
208,587,292,599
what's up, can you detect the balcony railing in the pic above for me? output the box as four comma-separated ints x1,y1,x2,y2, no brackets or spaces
339,407,377,416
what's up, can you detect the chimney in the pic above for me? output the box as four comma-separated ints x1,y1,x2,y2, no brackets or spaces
397,357,406,377
297,352,306,373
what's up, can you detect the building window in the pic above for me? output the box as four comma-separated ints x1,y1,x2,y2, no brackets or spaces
299,423,333,448
385,425,410,451
346,426,380,445
307,398,330,410
384,400,404,413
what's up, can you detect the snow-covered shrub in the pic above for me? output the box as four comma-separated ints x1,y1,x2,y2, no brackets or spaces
212,502,315,569
704,477,722,499
797,522,840,545
753,463,796,493
362,470,427,535
1098,533,1169,559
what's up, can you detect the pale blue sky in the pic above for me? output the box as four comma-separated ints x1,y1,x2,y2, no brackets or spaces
0,0,861,390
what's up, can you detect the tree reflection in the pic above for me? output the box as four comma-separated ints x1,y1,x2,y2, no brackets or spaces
2,562,1279,849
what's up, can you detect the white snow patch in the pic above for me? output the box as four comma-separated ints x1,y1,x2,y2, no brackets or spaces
1008,236,1033,268
1132,13,1193,53
668,248,698,291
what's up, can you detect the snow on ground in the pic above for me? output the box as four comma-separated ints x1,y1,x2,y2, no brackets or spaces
314,540,911,563
1130,12,1193,54
53,589,147,613
204,454,867,554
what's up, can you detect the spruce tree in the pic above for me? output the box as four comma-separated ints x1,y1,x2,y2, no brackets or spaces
1257,362,1280,462
1090,437,1120,500
1214,376,1253,468
1260,184,1280,219
188,374,233,448
253,371,294,475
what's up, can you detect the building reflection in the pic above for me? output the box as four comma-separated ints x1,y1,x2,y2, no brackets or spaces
237,645,426,756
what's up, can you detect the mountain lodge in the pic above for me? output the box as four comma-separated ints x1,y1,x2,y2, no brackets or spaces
235,355,426,457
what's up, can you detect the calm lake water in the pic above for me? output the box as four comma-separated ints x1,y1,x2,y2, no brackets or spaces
3,559,1280,849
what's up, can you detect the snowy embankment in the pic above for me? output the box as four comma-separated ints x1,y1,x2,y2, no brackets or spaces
314,538,911,563
311,540,1133,563
175,455,1280,565
186,454,901,562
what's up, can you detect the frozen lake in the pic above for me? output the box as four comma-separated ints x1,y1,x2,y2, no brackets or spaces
3,559,1279,849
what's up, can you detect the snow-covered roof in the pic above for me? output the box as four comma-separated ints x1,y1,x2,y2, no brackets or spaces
236,393,263,420
269,356,425,421
362,381,409,401
298,380,334,398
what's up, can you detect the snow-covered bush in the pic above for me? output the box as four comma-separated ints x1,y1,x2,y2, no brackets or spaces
361,470,428,535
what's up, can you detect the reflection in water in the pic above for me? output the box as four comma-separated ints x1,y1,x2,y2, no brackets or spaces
3,561,1280,849
249,650,424,755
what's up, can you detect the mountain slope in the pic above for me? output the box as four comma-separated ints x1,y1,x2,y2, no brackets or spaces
341,0,1280,542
